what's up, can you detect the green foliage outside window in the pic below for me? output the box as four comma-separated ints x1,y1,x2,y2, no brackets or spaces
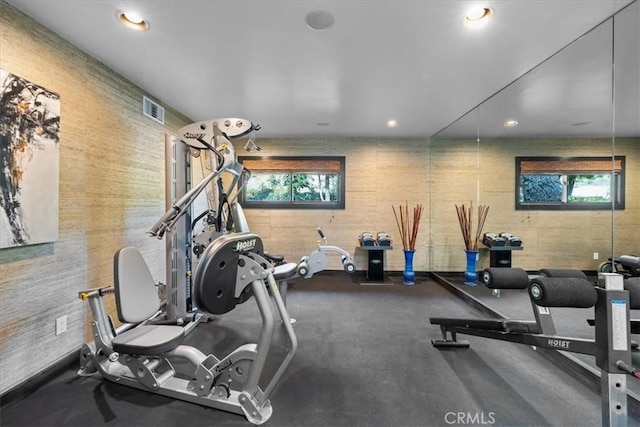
516,156,624,211
520,175,562,202
520,174,611,204
239,156,345,210
246,173,339,202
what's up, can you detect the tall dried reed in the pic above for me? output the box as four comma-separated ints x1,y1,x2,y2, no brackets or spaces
392,202,424,251
455,202,489,251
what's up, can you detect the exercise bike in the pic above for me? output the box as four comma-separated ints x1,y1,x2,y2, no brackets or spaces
599,254,640,278
295,228,356,278
260,228,356,317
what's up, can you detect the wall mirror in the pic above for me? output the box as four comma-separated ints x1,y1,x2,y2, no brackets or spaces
429,0,639,395
613,1,640,262
429,2,640,273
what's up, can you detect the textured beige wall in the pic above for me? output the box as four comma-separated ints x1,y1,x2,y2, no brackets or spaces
0,2,192,393
240,138,431,272
248,137,638,276
614,139,640,258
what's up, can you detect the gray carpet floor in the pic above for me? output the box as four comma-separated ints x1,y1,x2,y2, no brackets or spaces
2,273,637,426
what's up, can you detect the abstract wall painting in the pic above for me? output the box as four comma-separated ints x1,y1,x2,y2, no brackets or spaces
0,70,60,248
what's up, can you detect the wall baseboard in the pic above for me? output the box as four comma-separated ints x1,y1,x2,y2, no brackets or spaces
0,349,79,408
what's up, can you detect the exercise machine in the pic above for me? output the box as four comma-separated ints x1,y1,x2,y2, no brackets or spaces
431,269,640,426
77,117,355,422
157,118,260,326
158,118,355,324
266,228,356,309
296,228,356,278
600,255,640,278
78,232,296,425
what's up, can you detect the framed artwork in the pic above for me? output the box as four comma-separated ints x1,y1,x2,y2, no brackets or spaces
0,70,60,248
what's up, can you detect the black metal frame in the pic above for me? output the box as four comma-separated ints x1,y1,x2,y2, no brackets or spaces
515,156,626,211
238,156,346,210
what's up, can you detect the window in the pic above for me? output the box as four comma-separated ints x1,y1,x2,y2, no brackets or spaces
515,156,625,210
238,156,345,209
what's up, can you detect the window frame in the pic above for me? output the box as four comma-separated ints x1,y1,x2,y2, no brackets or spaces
238,156,346,210
515,156,625,211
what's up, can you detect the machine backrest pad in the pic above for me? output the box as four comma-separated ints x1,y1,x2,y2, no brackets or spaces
114,247,162,323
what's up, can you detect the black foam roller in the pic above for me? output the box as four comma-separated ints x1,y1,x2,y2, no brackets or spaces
625,277,640,310
528,277,597,308
481,268,529,289
538,268,587,280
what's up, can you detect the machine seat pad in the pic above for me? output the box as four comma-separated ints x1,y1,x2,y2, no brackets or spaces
429,318,536,333
264,252,285,264
620,255,640,269
273,262,298,281
112,324,185,355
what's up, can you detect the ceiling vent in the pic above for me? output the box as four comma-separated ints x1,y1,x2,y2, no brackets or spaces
143,95,165,124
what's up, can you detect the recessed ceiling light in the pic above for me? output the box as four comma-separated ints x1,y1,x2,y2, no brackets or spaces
386,120,399,128
572,121,591,126
117,11,149,31
503,120,518,128
305,10,334,31
464,7,493,28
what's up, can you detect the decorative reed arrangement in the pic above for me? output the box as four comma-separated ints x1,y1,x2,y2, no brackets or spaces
455,202,490,251
392,202,424,251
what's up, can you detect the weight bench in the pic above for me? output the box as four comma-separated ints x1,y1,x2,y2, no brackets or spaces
432,268,603,350
432,268,558,347
431,270,638,425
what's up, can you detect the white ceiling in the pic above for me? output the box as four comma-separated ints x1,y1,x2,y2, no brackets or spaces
5,0,639,139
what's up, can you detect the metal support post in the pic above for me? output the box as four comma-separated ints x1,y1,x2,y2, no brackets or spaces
165,133,190,321
596,272,629,427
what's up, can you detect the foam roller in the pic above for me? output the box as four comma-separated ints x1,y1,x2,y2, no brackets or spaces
297,256,309,277
538,268,587,280
481,268,529,289
625,277,640,309
529,277,597,308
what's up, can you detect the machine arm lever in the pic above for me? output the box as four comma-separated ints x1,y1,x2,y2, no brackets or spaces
148,164,228,238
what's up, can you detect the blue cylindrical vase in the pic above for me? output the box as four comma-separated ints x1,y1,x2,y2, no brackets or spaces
403,249,416,286
464,250,478,286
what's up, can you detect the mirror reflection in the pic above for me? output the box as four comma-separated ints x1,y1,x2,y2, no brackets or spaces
430,0,639,396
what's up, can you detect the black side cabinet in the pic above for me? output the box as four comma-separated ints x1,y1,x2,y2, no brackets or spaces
359,246,393,282
486,246,524,268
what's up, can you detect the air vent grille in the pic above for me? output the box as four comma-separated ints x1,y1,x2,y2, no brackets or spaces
143,95,165,124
